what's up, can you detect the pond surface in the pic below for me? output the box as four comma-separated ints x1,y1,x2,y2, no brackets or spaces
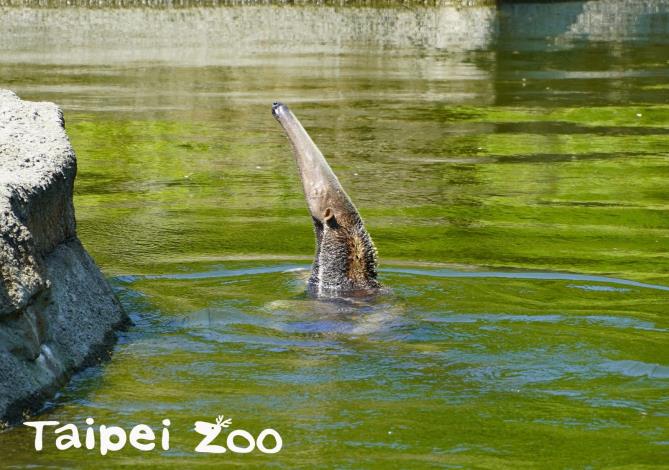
1,1,668,467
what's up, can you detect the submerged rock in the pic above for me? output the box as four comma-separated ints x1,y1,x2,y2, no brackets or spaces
0,90,128,423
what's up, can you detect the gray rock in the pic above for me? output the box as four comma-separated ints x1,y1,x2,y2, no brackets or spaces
0,90,128,424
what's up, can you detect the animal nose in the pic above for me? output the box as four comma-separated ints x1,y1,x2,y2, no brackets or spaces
272,101,286,117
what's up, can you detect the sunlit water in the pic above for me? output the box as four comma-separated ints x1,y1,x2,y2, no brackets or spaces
1,0,668,467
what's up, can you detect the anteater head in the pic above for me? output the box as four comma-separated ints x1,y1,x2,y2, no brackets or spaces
272,102,381,296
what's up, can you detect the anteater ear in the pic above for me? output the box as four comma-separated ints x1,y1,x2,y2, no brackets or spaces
323,208,336,224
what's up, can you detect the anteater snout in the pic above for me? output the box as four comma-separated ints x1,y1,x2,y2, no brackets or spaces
272,101,287,118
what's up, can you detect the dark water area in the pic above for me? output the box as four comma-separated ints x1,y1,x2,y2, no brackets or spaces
0,0,668,467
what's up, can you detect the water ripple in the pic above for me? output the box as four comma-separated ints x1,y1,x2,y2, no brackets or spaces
116,264,669,292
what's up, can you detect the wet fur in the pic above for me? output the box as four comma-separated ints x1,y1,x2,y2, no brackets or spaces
308,213,380,296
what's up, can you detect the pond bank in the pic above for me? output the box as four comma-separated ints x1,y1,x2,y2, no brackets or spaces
0,90,127,423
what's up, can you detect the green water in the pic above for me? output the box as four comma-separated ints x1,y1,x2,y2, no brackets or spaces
1,1,669,467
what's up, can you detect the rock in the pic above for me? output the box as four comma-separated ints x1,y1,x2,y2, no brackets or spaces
0,90,128,424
